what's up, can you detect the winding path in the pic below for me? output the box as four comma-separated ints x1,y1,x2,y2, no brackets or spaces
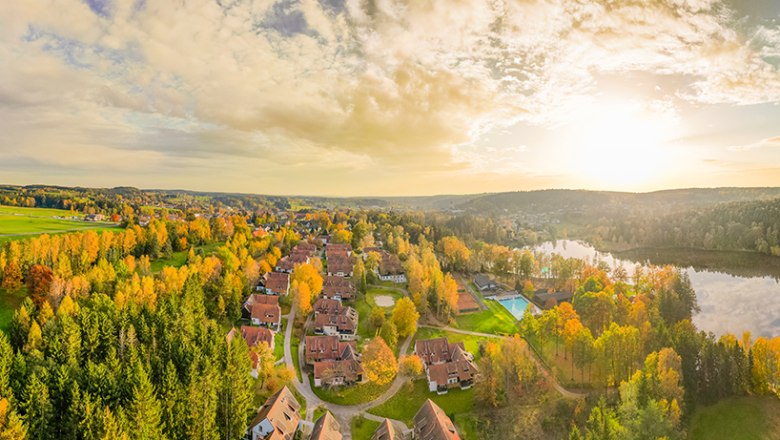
282,304,413,438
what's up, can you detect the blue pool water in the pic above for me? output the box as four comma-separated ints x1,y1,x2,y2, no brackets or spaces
498,296,531,319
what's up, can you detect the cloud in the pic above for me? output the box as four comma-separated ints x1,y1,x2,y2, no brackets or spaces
1,0,779,194
728,136,780,151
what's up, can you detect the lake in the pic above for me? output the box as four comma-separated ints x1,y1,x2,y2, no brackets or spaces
531,240,780,337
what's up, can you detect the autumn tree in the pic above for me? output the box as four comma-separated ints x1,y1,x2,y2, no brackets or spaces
291,263,323,296
362,338,397,385
1,259,22,291
398,355,424,378
0,398,26,440
391,297,419,339
26,264,53,306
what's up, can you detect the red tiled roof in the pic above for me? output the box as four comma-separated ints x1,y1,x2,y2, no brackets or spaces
304,336,356,364
413,400,460,440
248,386,301,440
264,272,290,294
414,338,465,366
251,303,281,325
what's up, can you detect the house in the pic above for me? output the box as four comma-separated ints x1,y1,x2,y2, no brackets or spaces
312,298,358,340
294,242,318,256
304,335,357,365
275,253,310,273
310,411,342,440
534,290,574,308
246,386,301,440
263,272,290,295
473,274,497,291
376,253,406,284
414,338,478,394
322,276,355,300
227,326,273,378
251,302,282,331
413,400,460,440
312,345,363,387
245,294,280,313
85,213,105,222
370,419,404,440
325,243,352,259
304,336,363,387
326,255,353,277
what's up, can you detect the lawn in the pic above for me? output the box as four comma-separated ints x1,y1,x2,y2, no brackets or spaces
312,405,327,423
368,379,475,429
291,333,301,381
351,416,381,440
150,250,189,272
689,396,780,440
410,327,492,361
0,205,120,242
356,286,405,340
365,286,404,309
0,287,28,334
310,376,394,406
274,324,285,361
454,297,518,335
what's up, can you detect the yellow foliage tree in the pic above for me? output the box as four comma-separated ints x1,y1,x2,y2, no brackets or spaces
362,337,397,385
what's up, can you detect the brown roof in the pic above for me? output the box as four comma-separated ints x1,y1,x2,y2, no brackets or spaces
455,291,479,314
249,386,301,440
312,358,363,385
251,303,281,325
264,272,290,294
413,400,460,440
310,411,342,440
248,294,281,307
237,325,274,349
322,276,354,299
427,358,477,388
414,338,466,366
371,419,403,440
327,256,353,275
378,253,404,276
312,299,358,333
304,336,356,364
293,243,317,255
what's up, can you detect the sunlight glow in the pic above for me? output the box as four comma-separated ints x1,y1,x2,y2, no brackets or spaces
567,98,680,189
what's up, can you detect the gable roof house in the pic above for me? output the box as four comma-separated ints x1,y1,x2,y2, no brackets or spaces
246,386,301,440
322,276,355,300
413,400,461,440
304,336,363,387
310,411,342,440
263,272,291,295
312,298,358,341
251,302,282,331
473,274,497,291
275,253,310,273
414,338,478,394
326,255,354,277
376,252,406,284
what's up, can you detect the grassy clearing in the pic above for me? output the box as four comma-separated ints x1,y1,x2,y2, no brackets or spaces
150,250,189,272
291,332,301,381
410,327,491,361
454,297,518,335
351,416,381,440
0,287,28,334
310,375,394,406
0,205,120,242
689,396,780,440
368,379,475,428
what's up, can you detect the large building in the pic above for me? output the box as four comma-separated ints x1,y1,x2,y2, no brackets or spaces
313,298,358,340
246,386,301,440
322,275,355,300
263,272,290,295
414,337,478,394
304,335,363,387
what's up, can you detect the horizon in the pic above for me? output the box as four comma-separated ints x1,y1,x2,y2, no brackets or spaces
4,180,780,200
1,1,779,195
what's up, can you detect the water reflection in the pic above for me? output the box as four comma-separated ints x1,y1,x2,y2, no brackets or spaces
530,240,780,337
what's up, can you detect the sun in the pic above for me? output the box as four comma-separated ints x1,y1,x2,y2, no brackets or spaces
566,98,679,189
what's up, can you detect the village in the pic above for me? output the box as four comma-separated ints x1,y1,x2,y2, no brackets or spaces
220,211,576,440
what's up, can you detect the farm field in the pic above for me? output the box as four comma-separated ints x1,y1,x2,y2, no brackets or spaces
0,204,120,242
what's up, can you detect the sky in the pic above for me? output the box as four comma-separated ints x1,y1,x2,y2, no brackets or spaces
1,0,779,196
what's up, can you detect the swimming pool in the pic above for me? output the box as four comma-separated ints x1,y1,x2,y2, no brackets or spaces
498,296,531,320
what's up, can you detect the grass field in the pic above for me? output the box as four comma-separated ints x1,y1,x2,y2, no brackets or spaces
454,286,518,335
368,379,475,437
310,375,394,406
689,396,780,440
0,204,120,244
0,287,28,334
351,416,381,440
356,286,405,340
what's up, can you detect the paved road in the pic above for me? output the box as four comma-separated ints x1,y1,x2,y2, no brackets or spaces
417,324,586,400
282,304,413,438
